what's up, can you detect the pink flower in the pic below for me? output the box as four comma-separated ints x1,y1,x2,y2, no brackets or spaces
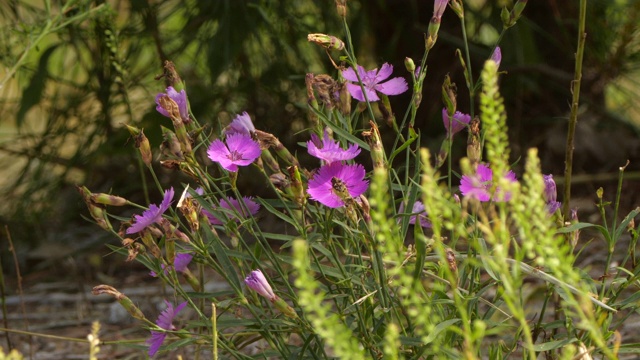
307,130,360,164
150,253,194,277
342,63,408,102
155,87,189,123
244,269,276,301
203,196,260,225
207,133,261,172
224,112,255,136
147,300,187,357
307,162,368,208
442,108,471,137
127,188,174,234
433,0,449,20
459,164,517,202
398,201,432,228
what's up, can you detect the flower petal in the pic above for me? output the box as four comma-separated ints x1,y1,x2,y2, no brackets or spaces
376,63,393,82
376,77,408,96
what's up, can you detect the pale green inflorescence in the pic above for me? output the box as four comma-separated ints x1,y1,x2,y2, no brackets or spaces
292,239,367,360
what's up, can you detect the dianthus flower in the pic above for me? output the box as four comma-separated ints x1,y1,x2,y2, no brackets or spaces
207,133,261,172
442,108,471,137
224,111,255,136
150,253,194,277
398,200,432,228
244,269,276,301
307,130,360,164
543,174,561,214
307,162,368,208
342,63,408,102
155,87,189,123
459,164,517,202
147,300,187,357
203,196,260,225
126,188,175,234
433,0,449,20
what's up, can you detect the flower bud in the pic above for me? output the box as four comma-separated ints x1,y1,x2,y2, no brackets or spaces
161,126,183,160
245,269,276,301
307,33,345,51
362,121,386,170
491,47,502,69
92,285,146,321
125,124,153,166
288,166,306,207
91,193,128,207
404,57,416,74
466,116,481,169
335,0,347,18
441,74,457,116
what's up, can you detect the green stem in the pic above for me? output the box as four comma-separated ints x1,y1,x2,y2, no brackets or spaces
459,16,475,118
562,0,588,220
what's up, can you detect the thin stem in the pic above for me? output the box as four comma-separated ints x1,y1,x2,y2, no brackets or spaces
562,0,588,220
459,16,475,118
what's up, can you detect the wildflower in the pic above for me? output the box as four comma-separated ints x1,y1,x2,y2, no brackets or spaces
203,196,260,225
126,188,174,234
442,108,471,137
459,164,517,202
491,46,502,68
150,253,194,277
224,112,255,137
155,87,189,123
434,0,449,20
543,174,561,214
307,130,360,164
244,269,276,301
398,201,432,228
342,63,408,102
147,300,188,357
207,133,261,172
307,162,368,208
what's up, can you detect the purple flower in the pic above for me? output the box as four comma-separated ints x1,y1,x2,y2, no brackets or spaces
434,0,449,20
342,63,408,102
307,130,360,164
307,162,369,208
127,188,175,234
150,253,194,277
491,46,502,68
147,300,187,357
224,112,255,137
203,196,260,225
207,133,261,172
459,164,517,202
543,174,561,214
245,269,276,301
398,201,432,228
155,87,189,123
442,108,471,136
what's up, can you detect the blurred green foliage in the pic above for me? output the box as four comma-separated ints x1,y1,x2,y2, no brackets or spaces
0,0,638,260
